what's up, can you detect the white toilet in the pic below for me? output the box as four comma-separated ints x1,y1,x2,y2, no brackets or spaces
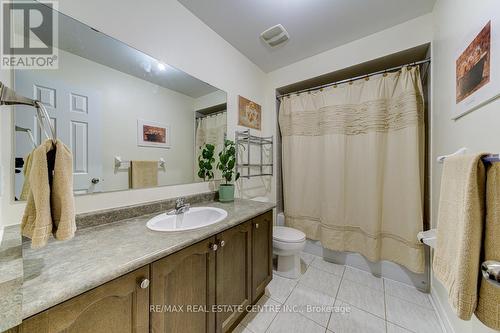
248,200,307,279
273,223,306,279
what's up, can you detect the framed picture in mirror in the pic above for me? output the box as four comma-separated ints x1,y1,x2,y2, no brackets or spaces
137,119,171,148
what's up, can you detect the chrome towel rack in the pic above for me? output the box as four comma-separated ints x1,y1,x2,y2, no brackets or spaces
482,261,500,288
437,147,500,164
114,156,166,169
235,130,273,179
1,81,56,144
15,125,37,148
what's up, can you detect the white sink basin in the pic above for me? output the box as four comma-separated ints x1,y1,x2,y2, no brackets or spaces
146,207,228,232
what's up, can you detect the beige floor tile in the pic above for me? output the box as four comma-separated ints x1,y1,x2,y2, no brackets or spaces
299,266,341,297
342,266,383,291
310,257,345,276
328,301,386,333
384,278,432,309
265,273,298,303
241,295,280,333
266,311,326,333
337,279,385,319
285,283,335,327
386,295,442,333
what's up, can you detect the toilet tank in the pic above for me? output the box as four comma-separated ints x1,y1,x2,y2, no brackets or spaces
277,212,285,226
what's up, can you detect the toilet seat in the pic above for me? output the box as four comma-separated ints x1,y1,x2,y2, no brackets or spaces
273,226,306,243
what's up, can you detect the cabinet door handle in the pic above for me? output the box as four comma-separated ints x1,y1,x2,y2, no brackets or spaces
209,243,218,251
255,223,259,229
139,278,150,289
218,240,226,247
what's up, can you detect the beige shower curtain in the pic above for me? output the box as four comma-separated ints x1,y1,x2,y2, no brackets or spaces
195,112,227,180
279,67,425,273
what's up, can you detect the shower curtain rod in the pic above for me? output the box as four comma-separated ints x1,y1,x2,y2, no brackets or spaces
276,58,431,99
196,109,227,118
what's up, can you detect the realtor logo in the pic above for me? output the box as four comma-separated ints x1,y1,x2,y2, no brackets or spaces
1,0,58,69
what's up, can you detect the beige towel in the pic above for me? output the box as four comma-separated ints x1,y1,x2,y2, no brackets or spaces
130,160,158,189
51,140,76,241
21,140,76,248
475,162,500,330
22,140,53,248
433,154,486,320
19,151,33,201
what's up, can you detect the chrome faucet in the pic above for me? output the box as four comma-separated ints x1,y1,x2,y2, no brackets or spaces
168,197,190,215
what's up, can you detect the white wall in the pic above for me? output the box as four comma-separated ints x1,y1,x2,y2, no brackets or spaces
430,1,500,332
0,0,269,226
194,90,227,111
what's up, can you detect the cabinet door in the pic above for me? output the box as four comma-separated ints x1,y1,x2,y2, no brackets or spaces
251,211,273,302
151,237,216,333
19,266,149,333
215,221,252,333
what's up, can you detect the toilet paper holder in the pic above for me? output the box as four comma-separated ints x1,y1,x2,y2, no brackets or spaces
481,261,500,288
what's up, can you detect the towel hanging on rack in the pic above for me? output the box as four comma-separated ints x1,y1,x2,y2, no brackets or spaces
21,139,76,248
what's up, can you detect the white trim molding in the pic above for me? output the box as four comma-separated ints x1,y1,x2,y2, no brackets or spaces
430,285,455,333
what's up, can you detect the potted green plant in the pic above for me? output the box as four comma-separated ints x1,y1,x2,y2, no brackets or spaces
197,143,215,181
217,139,240,202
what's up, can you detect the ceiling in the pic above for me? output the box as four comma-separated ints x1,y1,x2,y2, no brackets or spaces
178,0,436,72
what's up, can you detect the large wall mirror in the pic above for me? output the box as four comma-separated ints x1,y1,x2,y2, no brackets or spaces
12,2,227,200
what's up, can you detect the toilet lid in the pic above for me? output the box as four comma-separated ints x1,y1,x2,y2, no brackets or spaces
273,226,306,243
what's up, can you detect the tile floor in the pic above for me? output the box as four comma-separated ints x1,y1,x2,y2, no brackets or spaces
234,252,444,333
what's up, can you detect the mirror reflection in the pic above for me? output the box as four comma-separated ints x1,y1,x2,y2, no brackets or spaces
13,5,227,199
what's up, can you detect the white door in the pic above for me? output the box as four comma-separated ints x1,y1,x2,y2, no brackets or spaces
14,72,102,195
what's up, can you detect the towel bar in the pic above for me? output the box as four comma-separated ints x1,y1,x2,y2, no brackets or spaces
437,147,500,164
417,229,436,248
114,156,166,169
481,261,500,288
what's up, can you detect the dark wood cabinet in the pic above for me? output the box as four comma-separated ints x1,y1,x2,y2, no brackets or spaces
17,266,149,333
251,211,273,302
215,220,252,333
150,237,216,333
14,210,273,333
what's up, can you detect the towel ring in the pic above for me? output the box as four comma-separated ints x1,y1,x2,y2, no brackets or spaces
35,101,57,144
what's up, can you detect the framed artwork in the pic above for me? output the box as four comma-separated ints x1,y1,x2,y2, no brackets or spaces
137,119,170,148
454,20,500,119
238,95,261,130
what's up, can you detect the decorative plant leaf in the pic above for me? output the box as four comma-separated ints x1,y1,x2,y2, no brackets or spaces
197,143,215,181
217,139,239,185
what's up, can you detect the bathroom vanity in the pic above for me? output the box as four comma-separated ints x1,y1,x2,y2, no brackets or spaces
1,3,275,333
9,197,273,333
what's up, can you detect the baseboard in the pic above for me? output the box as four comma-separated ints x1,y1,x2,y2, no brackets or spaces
430,286,455,333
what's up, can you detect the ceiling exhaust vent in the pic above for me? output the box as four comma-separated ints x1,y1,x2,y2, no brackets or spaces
260,24,289,47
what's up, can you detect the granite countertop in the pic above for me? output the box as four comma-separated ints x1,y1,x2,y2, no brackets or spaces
22,199,275,319
0,225,23,332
